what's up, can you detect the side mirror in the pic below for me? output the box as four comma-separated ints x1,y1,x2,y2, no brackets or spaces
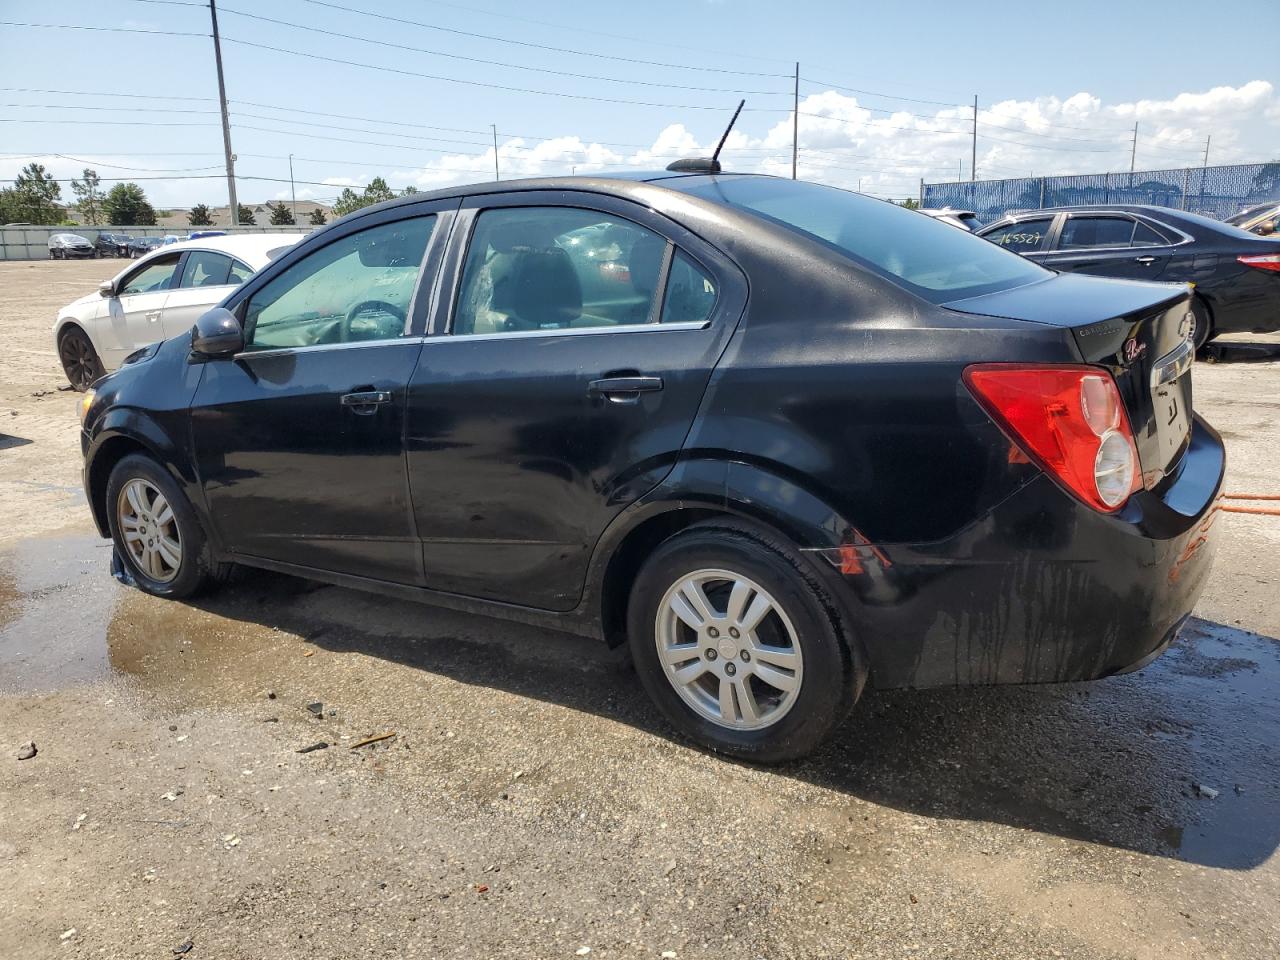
98,281,115,298
191,307,244,358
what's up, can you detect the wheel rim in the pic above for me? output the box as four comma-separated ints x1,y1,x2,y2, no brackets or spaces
59,333,97,390
117,479,182,583
655,568,804,731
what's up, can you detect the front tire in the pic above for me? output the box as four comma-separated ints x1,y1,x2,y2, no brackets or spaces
106,454,226,599
57,327,104,391
627,522,864,764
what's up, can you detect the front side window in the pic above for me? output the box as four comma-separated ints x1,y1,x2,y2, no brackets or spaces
679,178,1050,304
1058,216,1139,249
179,251,233,288
453,207,668,335
982,218,1054,253
244,216,435,350
121,254,181,295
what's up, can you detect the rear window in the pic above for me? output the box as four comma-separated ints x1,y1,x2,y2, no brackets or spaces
680,177,1048,304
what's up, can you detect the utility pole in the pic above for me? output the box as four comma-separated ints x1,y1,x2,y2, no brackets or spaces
491,124,500,181
1202,134,1211,169
957,158,962,182
1129,121,1138,177
288,153,296,222
970,94,978,182
209,0,238,226
792,62,799,180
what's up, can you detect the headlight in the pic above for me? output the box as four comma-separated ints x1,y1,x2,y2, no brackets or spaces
79,387,96,424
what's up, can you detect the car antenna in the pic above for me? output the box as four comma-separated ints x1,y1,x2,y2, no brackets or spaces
666,99,745,174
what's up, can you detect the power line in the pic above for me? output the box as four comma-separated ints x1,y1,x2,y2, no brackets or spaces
0,20,205,39
218,6,790,96
298,0,792,73
0,87,215,102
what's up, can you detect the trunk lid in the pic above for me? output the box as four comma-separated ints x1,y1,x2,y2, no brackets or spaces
946,273,1195,489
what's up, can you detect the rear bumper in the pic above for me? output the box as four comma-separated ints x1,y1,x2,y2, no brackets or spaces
833,415,1225,689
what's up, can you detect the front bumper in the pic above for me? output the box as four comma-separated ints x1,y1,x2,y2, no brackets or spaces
835,415,1226,690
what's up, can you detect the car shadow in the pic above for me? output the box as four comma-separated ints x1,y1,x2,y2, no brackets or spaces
176,569,1280,873
1199,339,1280,363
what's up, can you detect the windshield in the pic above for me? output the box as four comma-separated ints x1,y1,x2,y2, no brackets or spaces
678,177,1048,304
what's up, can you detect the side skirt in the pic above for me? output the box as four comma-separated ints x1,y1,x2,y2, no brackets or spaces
228,552,602,640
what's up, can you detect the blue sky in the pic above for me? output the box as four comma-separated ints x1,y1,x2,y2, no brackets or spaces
1,0,1277,208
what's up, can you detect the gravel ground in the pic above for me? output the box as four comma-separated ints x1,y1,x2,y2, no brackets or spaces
2,259,1279,959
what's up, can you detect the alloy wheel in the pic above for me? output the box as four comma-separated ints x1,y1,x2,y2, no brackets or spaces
654,568,804,730
59,333,98,390
117,479,182,583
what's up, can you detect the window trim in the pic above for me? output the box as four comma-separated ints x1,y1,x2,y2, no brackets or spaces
433,192,728,341
1042,211,1189,254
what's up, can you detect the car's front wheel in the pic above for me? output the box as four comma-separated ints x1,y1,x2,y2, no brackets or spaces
106,454,227,599
627,522,864,763
57,327,104,391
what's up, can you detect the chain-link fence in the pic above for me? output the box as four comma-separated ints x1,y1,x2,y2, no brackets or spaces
0,224,311,261
922,161,1280,224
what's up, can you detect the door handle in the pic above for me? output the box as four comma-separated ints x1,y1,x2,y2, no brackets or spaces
145,310,161,323
1134,255,1159,265
588,375,664,404
340,389,392,414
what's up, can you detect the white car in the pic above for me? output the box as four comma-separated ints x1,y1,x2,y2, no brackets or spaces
53,234,301,390
919,207,983,231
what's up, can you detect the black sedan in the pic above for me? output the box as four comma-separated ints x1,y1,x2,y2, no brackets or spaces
126,236,166,258
978,204,1280,349
78,171,1223,762
93,232,134,258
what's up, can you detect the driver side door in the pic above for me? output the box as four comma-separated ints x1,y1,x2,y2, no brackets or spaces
189,202,455,584
104,252,183,364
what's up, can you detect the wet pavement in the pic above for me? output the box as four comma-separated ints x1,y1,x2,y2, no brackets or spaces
3,530,1279,957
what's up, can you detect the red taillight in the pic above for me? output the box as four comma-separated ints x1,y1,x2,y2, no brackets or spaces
1238,253,1280,273
964,364,1142,512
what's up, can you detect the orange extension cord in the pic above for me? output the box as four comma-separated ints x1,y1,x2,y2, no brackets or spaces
1222,493,1280,517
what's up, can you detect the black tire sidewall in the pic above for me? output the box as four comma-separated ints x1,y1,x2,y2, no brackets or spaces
59,328,103,392
1191,299,1212,351
106,454,212,599
627,527,857,764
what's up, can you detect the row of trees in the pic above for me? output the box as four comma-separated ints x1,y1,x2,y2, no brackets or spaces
0,163,333,228
332,177,417,218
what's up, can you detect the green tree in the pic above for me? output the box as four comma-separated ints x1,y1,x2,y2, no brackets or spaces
0,163,63,224
268,201,296,225
71,168,103,225
400,186,419,197
237,204,256,225
899,198,921,210
308,207,327,226
188,203,213,226
331,177,399,219
103,182,157,226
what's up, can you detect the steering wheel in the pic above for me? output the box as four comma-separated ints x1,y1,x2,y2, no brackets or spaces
340,299,407,342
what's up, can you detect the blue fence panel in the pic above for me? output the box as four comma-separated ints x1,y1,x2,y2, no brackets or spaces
923,161,1280,224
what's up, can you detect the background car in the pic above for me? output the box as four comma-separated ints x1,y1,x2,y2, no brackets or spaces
78,173,1222,763
127,236,166,258
93,232,134,258
188,230,228,240
919,207,982,231
1226,201,1280,236
52,233,301,389
977,204,1280,348
48,233,96,259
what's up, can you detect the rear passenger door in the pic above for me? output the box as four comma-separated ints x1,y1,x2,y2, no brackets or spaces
1040,213,1174,280
404,192,746,611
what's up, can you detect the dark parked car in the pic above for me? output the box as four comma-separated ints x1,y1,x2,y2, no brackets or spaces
126,236,166,259
78,172,1223,762
1225,201,1280,237
94,232,134,258
977,205,1280,349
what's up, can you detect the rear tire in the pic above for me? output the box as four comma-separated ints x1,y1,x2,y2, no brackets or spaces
57,327,104,391
627,522,864,764
1190,299,1212,352
106,454,227,600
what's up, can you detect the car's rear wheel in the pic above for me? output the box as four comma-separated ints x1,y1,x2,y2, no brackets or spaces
1190,299,1213,351
57,327,104,391
627,522,863,763
106,454,226,599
